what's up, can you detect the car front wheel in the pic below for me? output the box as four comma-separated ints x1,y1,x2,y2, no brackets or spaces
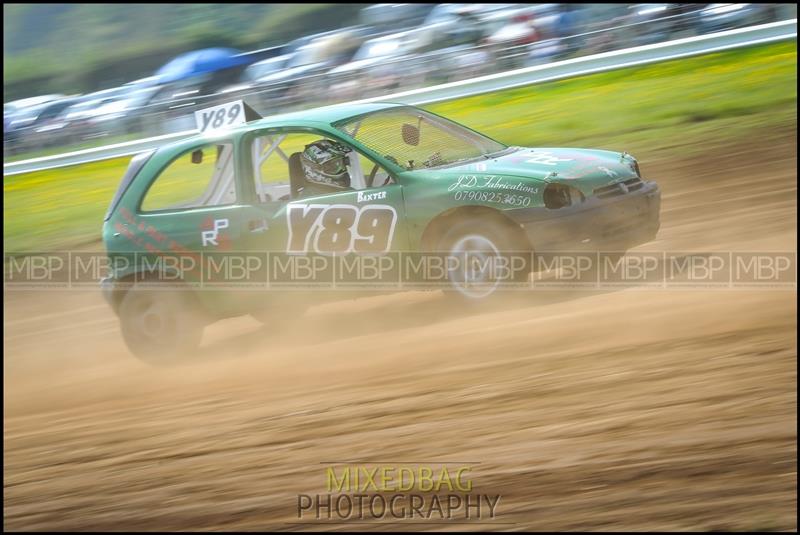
436,218,531,301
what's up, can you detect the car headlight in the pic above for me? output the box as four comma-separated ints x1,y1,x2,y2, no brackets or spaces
544,184,584,209
622,152,641,177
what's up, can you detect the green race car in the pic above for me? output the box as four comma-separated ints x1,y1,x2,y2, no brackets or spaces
101,100,660,361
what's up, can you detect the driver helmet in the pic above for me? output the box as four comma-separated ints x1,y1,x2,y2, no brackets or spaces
301,139,352,189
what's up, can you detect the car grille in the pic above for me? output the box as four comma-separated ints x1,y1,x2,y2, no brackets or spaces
593,177,644,199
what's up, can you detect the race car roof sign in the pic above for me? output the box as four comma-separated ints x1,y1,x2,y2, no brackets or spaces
194,100,261,134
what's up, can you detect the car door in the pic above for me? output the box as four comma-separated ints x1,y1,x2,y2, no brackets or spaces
235,129,410,291
282,184,408,255
238,130,410,256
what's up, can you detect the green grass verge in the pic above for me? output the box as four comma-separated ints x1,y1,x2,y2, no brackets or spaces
4,41,796,253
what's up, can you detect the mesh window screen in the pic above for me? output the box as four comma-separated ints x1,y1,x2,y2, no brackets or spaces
335,108,505,171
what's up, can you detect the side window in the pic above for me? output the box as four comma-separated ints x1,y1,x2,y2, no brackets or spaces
254,132,321,189
356,152,394,189
252,132,394,202
141,143,235,212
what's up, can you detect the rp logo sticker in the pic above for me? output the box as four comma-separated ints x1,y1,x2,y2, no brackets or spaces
201,218,230,247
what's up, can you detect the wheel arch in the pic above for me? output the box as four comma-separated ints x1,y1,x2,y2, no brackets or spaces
108,268,204,315
418,205,532,252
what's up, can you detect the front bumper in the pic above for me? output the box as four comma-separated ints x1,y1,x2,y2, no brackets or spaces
509,181,661,251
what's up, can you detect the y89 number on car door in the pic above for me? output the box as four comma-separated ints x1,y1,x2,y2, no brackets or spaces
286,204,398,254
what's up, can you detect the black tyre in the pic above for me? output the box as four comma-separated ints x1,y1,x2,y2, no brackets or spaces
435,217,531,302
118,285,206,364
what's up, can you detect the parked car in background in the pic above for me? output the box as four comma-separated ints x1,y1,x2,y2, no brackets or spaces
4,94,66,119
622,4,703,46
87,85,164,138
246,27,368,109
360,3,436,31
572,4,636,55
484,8,540,44
4,95,82,153
241,54,294,85
216,54,293,112
328,14,484,99
699,3,780,33
32,95,119,147
480,4,564,69
423,3,516,27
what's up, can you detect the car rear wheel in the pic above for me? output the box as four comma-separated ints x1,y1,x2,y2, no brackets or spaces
118,284,206,364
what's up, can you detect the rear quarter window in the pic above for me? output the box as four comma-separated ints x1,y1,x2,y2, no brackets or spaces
104,149,155,221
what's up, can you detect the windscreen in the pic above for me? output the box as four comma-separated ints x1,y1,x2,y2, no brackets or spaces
335,107,506,171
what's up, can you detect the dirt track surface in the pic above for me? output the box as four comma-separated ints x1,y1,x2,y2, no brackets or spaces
4,131,797,531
